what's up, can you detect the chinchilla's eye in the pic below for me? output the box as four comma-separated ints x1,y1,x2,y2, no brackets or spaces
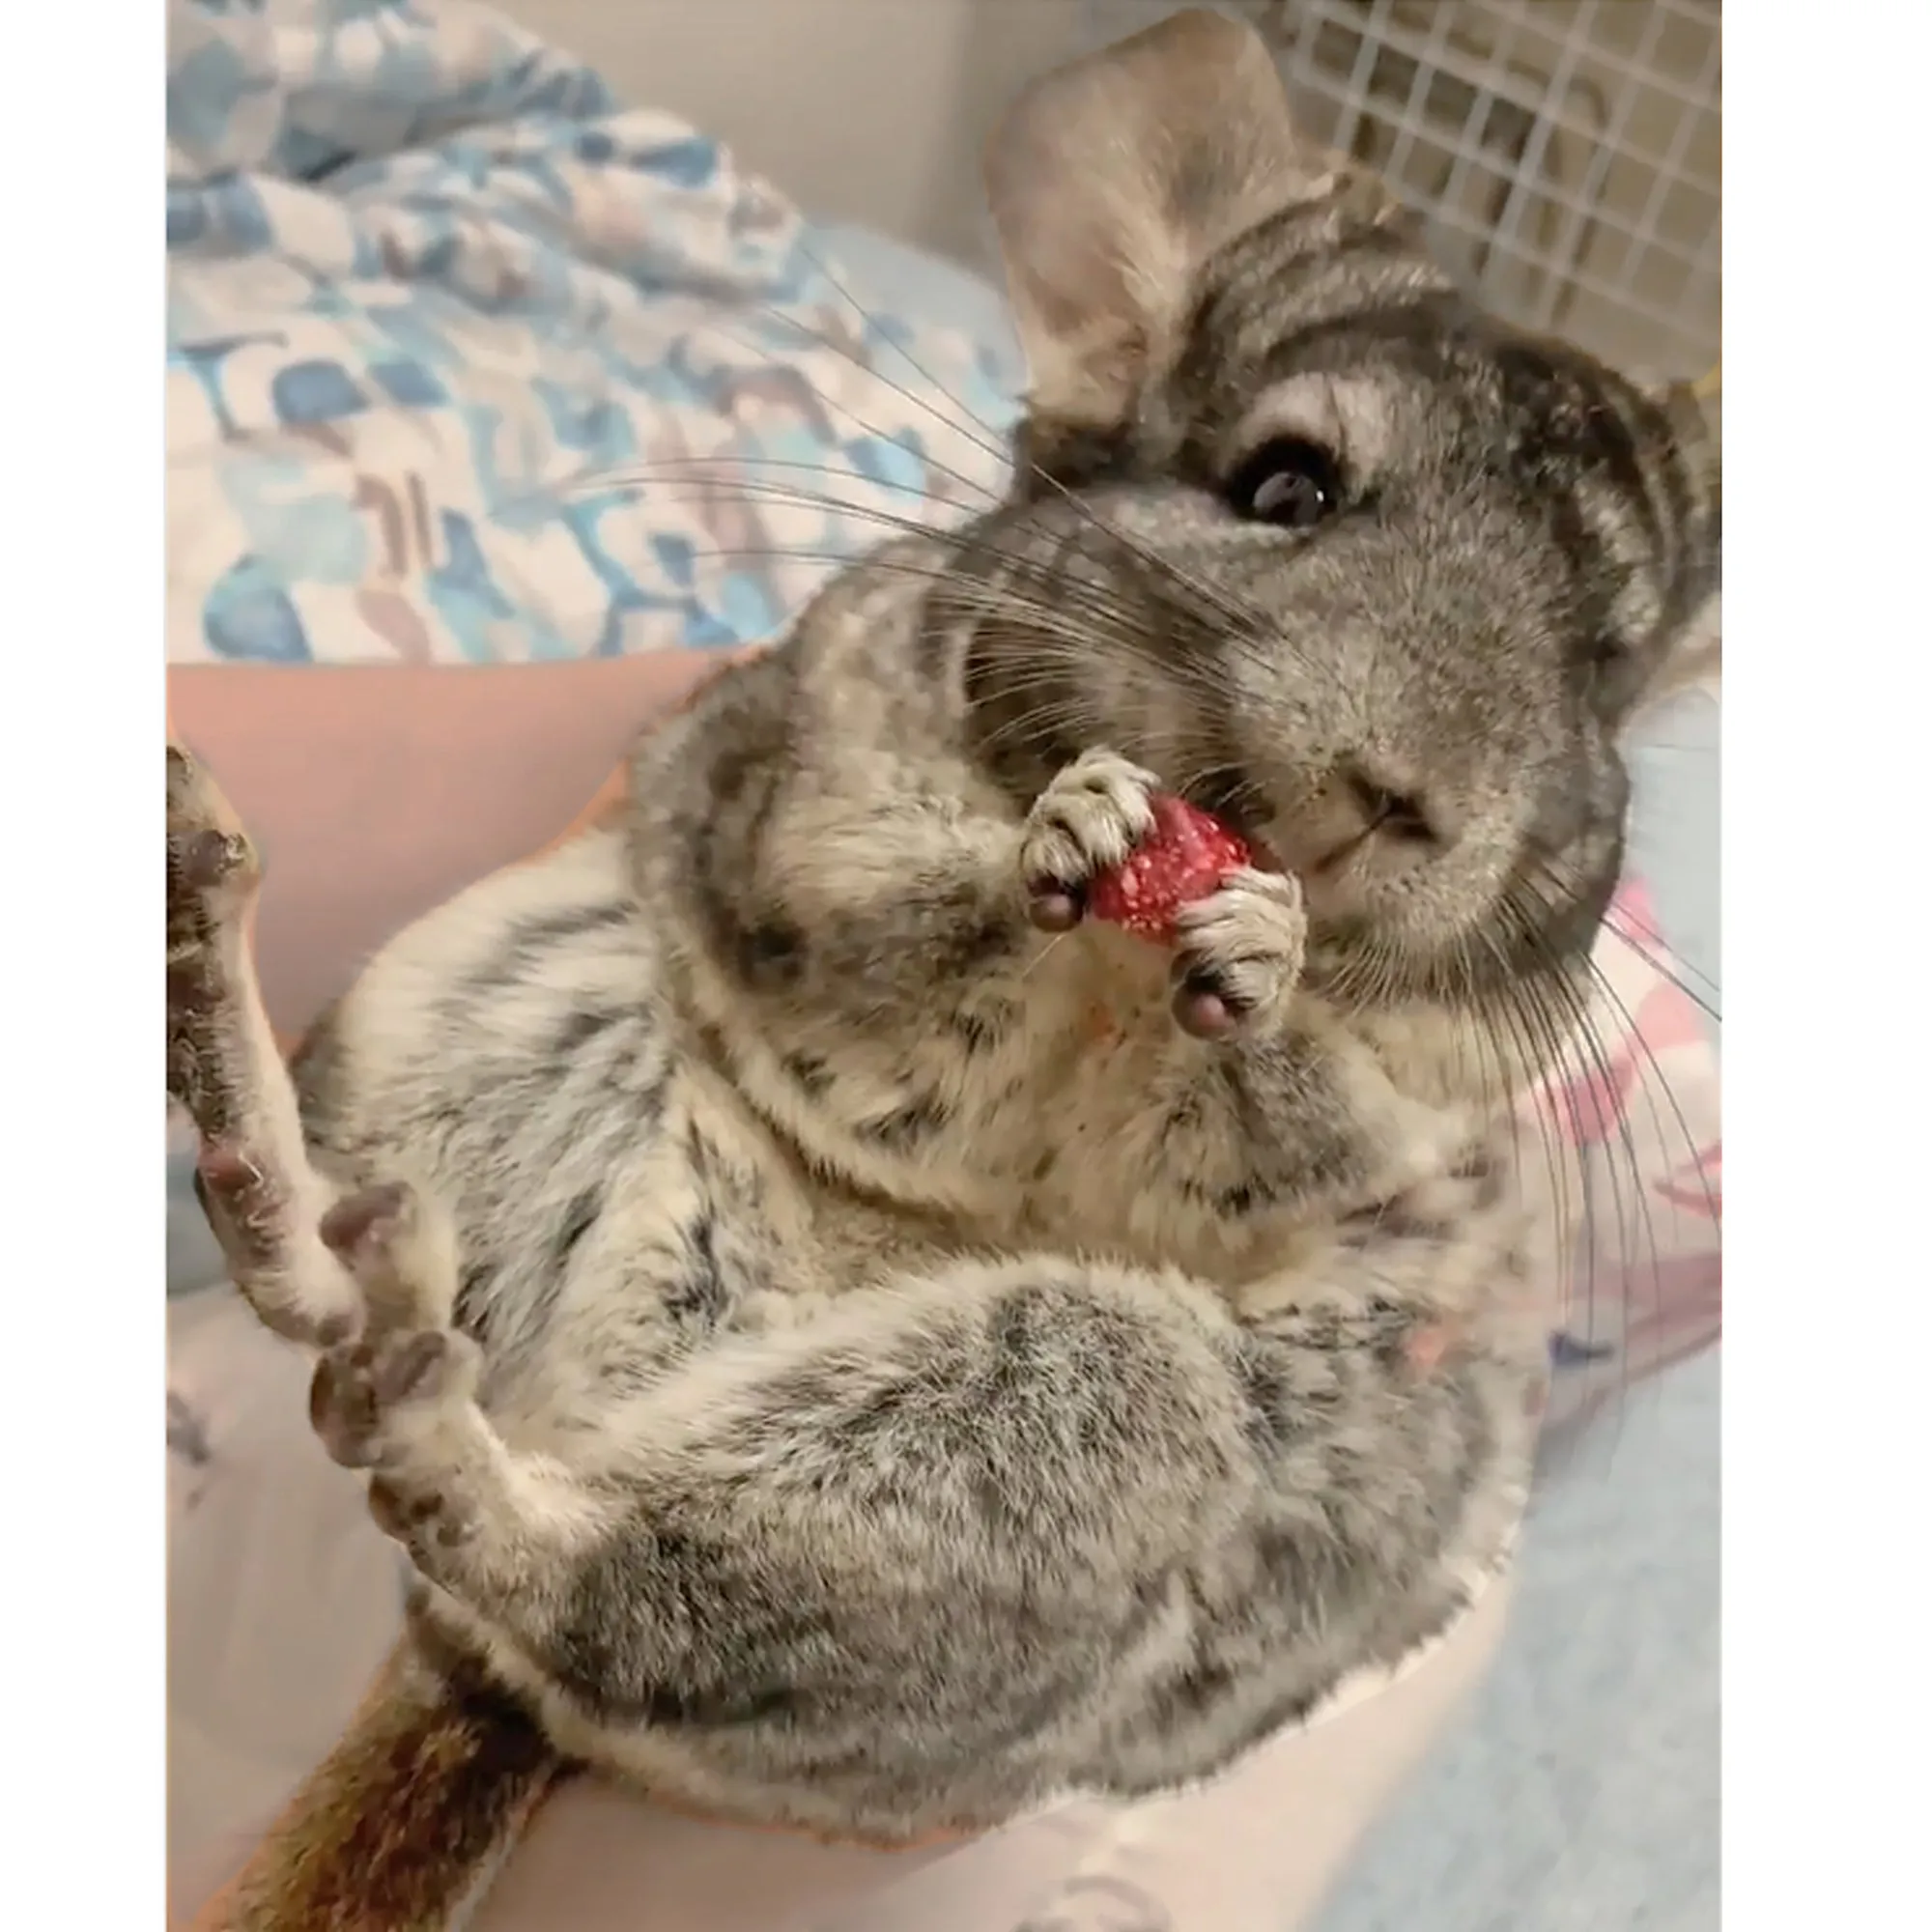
1227,438,1343,529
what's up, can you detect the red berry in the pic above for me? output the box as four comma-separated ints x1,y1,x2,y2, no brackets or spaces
1088,794,1252,944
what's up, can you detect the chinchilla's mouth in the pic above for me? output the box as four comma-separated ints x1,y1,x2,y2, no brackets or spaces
1186,772,1286,876
1243,830,1287,874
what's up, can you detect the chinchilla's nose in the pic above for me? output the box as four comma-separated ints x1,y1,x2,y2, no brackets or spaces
1335,756,1463,851
1268,755,1463,917
1282,757,1459,868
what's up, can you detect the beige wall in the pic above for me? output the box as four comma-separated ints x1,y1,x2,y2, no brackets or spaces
491,0,1085,265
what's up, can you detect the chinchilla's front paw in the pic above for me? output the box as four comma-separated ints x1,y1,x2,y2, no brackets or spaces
1168,867,1307,1040
1019,749,1159,931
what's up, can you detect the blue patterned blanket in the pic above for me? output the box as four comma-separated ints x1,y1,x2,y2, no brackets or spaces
166,0,1023,663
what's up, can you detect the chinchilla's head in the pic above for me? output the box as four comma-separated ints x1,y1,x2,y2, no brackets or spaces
951,9,1719,1011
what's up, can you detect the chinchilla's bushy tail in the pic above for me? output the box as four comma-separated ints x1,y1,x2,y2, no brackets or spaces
185,1635,567,1932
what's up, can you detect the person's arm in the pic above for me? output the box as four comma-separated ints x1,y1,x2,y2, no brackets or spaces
166,657,726,1043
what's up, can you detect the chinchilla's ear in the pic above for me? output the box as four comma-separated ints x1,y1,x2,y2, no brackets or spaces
1629,371,1722,712
983,8,1384,425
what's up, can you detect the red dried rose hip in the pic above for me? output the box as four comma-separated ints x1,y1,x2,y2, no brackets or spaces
1088,793,1252,944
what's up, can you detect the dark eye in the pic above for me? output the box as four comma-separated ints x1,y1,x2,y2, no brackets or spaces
1227,438,1343,529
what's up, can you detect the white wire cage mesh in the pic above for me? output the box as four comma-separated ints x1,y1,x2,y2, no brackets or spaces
1080,0,1721,384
